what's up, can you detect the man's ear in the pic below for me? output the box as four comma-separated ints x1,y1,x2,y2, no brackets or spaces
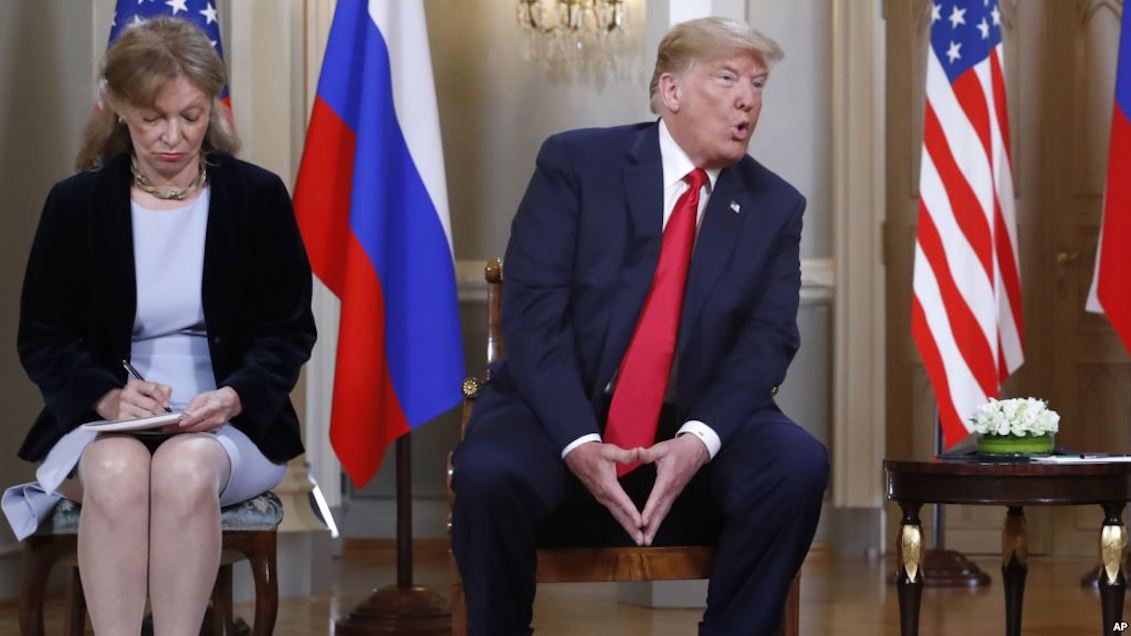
658,72,681,113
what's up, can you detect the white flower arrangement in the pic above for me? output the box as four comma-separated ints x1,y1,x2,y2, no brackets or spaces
970,398,1060,437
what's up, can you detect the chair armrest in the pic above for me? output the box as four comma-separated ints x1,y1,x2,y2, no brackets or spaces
449,376,485,533
462,377,482,400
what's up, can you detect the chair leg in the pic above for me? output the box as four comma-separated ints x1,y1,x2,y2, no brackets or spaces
210,563,234,635
781,572,801,636
65,566,86,636
451,580,467,636
243,532,278,636
19,537,59,636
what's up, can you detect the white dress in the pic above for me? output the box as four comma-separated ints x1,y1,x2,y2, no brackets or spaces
3,188,286,540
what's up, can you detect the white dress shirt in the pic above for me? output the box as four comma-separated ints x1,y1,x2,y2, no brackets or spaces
560,120,723,461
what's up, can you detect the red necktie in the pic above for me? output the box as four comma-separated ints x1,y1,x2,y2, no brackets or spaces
605,168,707,476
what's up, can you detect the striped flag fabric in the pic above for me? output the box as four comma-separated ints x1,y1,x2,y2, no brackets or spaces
294,0,464,487
912,0,1025,449
1085,10,1131,354
109,0,228,100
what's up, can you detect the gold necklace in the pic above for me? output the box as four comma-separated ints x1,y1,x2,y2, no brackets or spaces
130,153,207,201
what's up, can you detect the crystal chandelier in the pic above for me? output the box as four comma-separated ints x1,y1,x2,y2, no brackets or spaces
515,0,628,64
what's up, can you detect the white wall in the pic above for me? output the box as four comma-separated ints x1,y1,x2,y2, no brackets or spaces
0,0,97,596
423,0,833,262
427,0,652,262
747,0,833,259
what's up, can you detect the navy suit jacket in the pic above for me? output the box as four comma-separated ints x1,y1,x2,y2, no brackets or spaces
17,152,316,464
483,121,805,453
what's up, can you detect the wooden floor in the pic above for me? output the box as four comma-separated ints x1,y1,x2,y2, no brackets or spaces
3,545,1125,634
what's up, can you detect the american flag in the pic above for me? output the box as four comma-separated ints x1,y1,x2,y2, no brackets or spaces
912,0,1025,449
109,0,227,99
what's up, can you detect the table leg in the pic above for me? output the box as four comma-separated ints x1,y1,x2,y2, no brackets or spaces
896,501,925,636
1001,506,1027,636
1098,503,1127,634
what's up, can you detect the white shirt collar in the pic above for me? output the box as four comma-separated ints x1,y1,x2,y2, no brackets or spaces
658,119,720,193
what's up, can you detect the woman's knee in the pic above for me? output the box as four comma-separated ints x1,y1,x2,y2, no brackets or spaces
78,436,151,513
150,435,230,510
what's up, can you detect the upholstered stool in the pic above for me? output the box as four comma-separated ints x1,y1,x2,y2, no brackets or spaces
19,491,283,636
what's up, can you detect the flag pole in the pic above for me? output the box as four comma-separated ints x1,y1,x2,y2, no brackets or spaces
396,435,414,588
334,435,451,635
933,417,946,549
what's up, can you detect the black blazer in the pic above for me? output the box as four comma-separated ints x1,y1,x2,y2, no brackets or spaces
17,152,316,464
485,122,804,452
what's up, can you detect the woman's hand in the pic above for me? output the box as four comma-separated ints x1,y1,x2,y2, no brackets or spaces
95,380,172,420
168,386,241,433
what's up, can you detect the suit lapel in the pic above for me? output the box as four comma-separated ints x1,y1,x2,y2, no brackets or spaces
201,153,243,338
95,155,137,355
592,125,665,398
676,166,748,354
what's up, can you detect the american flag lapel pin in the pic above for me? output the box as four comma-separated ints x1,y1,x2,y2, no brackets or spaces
729,200,741,214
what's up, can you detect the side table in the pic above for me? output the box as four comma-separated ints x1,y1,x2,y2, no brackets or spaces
884,458,1131,635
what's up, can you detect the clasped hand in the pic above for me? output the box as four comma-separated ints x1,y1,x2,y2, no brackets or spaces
95,381,241,433
563,435,709,546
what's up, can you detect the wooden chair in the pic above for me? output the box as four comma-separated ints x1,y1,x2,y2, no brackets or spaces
447,258,801,636
19,491,283,636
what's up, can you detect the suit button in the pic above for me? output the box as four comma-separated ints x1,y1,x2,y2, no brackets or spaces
212,336,222,345
770,385,779,397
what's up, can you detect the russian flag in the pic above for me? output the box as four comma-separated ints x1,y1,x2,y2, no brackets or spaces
294,0,464,487
1087,9,1131,355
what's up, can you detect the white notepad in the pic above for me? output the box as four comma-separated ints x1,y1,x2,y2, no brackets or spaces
1030,455,1131,464
80,411,184,433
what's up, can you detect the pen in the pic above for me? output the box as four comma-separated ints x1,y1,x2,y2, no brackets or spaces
121,360,173,413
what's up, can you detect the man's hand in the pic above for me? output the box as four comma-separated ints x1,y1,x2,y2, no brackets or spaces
638,435,709,545
565,442,644,545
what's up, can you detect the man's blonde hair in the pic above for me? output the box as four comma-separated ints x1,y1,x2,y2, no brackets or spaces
648,17,784,114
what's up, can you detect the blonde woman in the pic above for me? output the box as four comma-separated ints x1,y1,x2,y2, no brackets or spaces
11,17,315,635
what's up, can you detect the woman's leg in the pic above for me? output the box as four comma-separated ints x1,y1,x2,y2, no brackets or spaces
148,434,231,636
75,434,153,635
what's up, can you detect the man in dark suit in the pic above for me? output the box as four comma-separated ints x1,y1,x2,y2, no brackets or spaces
451,17,828,636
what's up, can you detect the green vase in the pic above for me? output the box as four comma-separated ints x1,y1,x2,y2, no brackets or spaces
976,433,1055,456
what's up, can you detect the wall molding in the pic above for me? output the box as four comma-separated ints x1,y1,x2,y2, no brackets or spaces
456,258,835,304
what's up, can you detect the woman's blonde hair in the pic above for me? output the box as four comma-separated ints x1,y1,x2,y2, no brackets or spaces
648,17,784,114
75,16,239,171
